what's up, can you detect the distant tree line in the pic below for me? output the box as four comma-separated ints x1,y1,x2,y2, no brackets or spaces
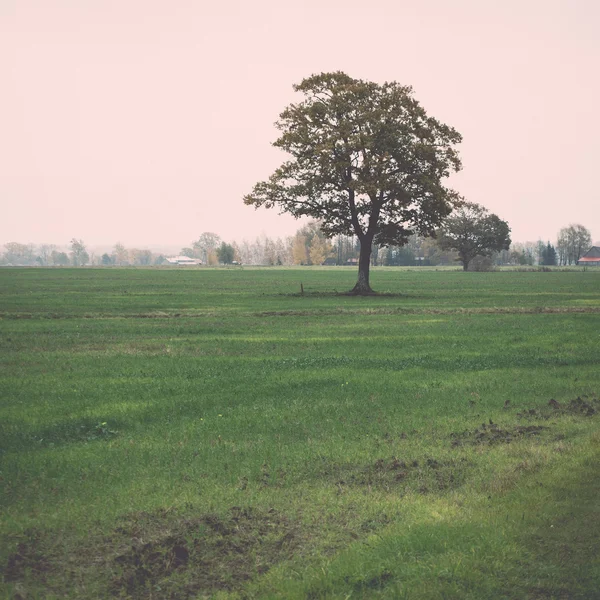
0,223,594,268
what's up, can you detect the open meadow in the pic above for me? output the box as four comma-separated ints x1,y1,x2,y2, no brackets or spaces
1,267,600,599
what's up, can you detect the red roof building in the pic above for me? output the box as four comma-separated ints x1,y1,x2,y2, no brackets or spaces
578,246,600,266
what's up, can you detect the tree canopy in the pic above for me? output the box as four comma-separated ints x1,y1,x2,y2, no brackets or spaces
436,203,511,271
244,72,463,293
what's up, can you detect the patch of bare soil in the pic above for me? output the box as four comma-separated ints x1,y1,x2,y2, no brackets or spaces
517,396,599,420
2,529,52,585
450,421,550,447
332,456,470,494
549,395,599,417
2,506,301,599
109,506,300,597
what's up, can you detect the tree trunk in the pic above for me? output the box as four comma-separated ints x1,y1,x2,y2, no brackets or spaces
350,237,375,295
460,252,470,271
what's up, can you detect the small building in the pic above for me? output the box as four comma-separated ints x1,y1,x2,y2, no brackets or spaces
322,257,337,266
165,255,202,266
578,247,600,266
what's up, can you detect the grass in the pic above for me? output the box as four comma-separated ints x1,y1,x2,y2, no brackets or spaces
1,266,599,598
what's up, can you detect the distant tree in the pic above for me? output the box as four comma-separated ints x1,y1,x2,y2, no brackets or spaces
244,72,463,294
556,232,567,266
385,246,416,266
413,235,448,266
510,242,535,266
180,247,196,258
4,242,35,265
154,254,166,265
571,225,591,262
237,240,252,265
556,224,592,265
333,234,359,265
101,253,113,265
309,236,332,265
495,248,511,266
279,238,294,265
247,238,264,264
437,203,511,271
130,249,153,266
51,250,70,266
536,240,546,265
541,242,557,266
37,244,57,266
231,242,242,264
292,234,308,265
193,232,221,263
113,243,128,265
230,236,290,266
216,242,235,264
263,238,277,265
290,222,332,265
69,239,89,266
4,242,24,264
139,250,153,266
509,249,527,266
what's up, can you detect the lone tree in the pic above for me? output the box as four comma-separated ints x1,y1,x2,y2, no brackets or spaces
244,72,463,294
436,203,511,271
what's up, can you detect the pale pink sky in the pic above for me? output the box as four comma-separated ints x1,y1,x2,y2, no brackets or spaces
1,0,598,248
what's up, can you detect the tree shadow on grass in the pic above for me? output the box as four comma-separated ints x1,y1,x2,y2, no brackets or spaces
275,291,424,299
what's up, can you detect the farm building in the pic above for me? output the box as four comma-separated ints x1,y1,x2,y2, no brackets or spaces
577,247,600,266
165,256,202,265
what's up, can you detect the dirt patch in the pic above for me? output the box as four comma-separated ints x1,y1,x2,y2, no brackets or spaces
517,396,599,420
2,506,301,599
516,407,550,420
451,422,550,447
2,529,53,584
332,456,470,494
548,396,599,417
109,506,300,597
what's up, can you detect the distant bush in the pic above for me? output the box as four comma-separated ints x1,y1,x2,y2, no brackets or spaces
468,256,495,272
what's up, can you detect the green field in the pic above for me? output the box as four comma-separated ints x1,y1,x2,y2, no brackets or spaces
1,267,599,598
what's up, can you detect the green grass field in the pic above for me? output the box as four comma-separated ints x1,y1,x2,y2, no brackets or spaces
1,267,599,598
